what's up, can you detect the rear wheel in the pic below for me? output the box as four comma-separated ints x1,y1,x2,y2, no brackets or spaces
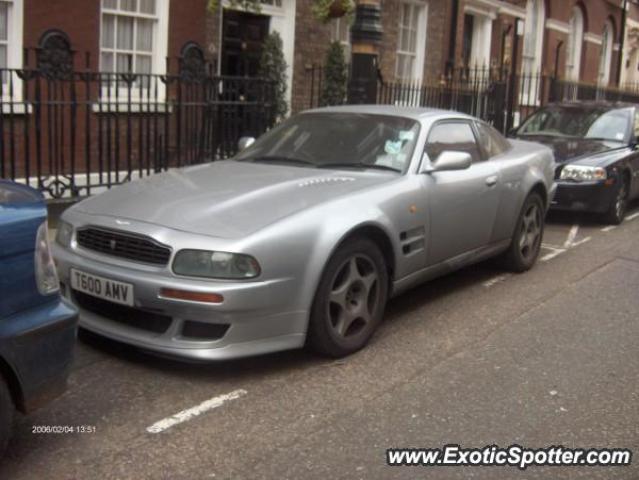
502,193,545,272
0,376,13,459
307,238,388,358
603,175,629,225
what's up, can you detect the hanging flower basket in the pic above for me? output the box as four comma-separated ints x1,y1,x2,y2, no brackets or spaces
312,0,354,23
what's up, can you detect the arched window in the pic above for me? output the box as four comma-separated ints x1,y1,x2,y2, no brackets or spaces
523,0,545,75
599,19,615,85
566,6,584,80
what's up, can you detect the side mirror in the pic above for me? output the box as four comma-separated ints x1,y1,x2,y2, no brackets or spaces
238,136,256,151
425,151,472,173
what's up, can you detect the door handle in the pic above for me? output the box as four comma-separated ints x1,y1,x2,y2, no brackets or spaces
485,175,498,187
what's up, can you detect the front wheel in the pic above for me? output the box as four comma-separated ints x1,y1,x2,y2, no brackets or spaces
602,176,629,225
307,238,389,358
0,376,13,459
502,192,545,272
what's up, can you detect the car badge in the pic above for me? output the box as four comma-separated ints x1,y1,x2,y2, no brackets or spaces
110,239,117,250
115,219,131,226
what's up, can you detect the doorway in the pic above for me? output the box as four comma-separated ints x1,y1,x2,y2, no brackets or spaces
221,10,270,77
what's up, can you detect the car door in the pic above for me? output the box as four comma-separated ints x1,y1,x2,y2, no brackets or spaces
421,120,503,265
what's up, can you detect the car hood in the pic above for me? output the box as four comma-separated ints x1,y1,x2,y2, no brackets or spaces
515,135,624,164
72,160,394,238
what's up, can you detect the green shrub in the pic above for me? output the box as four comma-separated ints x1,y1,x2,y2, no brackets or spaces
321,41,348,106
259,31,289,122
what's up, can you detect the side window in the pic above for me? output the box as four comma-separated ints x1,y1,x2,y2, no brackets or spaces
425,121,482,163
475,122,511,159
634,110,639,139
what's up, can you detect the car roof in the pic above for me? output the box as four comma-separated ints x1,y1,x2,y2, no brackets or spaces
305,104,475,122
544,100,637,110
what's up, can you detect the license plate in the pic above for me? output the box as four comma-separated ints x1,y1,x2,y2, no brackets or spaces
70,269,134,307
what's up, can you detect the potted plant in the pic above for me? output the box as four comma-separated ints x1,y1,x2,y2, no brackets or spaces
312,0,354,23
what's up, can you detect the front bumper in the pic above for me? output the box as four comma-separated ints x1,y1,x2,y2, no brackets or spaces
550,180,616,213
53,244,307,361
0,298,78,413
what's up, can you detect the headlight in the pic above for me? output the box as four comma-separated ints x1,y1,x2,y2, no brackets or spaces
35,221,60,295
55,220,74,248
560,165,607,182
173,250,261,279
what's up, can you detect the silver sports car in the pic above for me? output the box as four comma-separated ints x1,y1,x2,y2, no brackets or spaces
53,106,556,360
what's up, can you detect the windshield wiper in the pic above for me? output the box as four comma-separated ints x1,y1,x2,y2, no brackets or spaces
319,162,402,173
244,156,316,166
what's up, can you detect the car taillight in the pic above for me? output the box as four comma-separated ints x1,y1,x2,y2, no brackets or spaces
34,221,60,295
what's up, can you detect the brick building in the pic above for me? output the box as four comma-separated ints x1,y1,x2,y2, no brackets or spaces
2,0,207,73
0,0,630,112
200,0,628,113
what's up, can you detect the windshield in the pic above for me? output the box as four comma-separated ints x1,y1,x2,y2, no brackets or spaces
235,112,421,173
518,106,631,142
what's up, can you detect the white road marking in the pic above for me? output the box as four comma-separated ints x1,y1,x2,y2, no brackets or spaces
601,225,617,232
146,389,247,434
626,212,639,221
570,237,591,247
482,274,512,288
541,248,565,262
542,242,565,250
563,225,579,248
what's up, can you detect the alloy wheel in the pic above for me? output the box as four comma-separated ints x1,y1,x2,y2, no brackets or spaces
615,181,628,220
519,203,542,260
327,255,380,339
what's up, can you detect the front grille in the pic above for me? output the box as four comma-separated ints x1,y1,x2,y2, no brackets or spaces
77,227,171,266
73,290,173,334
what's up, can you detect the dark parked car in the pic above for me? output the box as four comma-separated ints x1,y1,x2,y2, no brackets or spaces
0,181,78,457
513,101,639,224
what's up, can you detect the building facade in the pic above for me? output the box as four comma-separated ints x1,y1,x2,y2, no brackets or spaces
0,0,629,111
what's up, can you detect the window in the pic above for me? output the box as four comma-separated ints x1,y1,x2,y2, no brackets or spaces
599,20,615,86
462,11,493,68
518,106,630,143
426,122,482,164
0,0,23,95
100,0,169,91
330,16,351,58
475,122,510,158
395,2,426,82
566,6,584,81
523,0,544,73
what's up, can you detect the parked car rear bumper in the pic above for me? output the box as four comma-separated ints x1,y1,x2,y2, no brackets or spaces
0,298,78,412
550,181,616,213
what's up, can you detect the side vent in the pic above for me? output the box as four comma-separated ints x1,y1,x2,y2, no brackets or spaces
399,227,426,256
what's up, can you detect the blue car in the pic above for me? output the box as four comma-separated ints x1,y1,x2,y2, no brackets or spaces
0,181,78,456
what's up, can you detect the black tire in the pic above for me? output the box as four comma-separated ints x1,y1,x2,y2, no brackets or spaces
602,175,629,225
0,376,14,459
502,192,545,273
307,237,389,358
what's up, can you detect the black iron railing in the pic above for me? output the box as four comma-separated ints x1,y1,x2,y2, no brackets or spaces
0,43,276,200
305,64,639,134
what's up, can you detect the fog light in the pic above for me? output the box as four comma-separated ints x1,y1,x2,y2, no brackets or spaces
159,288,224,304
